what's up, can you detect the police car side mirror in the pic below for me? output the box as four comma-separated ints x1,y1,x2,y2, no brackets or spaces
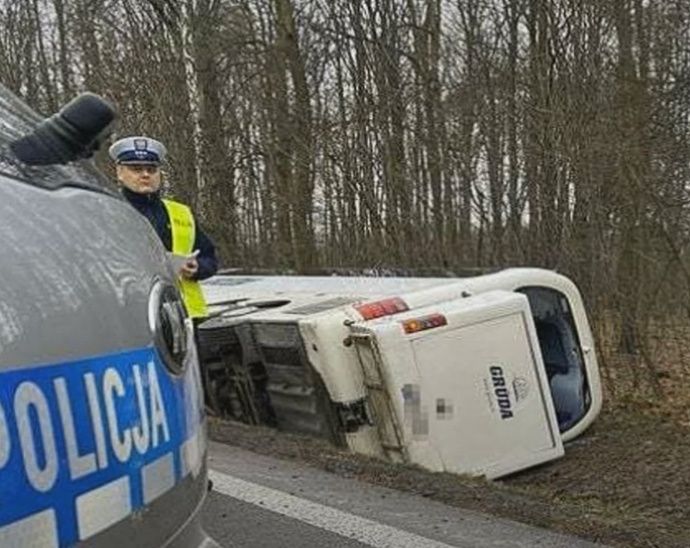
11,92,116,166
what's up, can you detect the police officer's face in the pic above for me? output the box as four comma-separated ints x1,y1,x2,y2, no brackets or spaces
117,164,162,194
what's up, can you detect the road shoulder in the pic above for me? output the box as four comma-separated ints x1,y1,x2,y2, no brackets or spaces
208,441,602,548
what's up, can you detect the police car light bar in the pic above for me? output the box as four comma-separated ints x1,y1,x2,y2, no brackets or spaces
354,297,409,320
401,313,447,334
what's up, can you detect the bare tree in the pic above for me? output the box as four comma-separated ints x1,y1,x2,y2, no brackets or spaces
3,0,690,398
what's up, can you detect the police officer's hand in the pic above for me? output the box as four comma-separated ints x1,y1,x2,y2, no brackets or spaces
179,257,198,279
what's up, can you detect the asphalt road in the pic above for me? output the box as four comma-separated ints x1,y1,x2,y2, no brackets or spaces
202,442,604,548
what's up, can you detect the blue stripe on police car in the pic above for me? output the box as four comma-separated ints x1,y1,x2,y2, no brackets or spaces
0,346,204,547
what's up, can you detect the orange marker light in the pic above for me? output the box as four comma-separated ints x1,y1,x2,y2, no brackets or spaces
355,297,409,320
402,313,447,334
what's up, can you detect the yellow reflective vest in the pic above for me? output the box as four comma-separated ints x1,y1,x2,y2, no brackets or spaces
162,199,208,318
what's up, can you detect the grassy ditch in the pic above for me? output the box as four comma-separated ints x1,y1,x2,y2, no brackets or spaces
209,404,690,548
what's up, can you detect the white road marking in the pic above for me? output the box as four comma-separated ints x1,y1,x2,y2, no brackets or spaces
209,469,456,548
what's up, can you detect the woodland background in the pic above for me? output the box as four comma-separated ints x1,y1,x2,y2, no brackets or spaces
2,0,690,405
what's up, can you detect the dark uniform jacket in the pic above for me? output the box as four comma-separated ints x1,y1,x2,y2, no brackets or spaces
122,187,218,281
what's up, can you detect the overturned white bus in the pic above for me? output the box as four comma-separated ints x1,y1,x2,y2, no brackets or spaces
198,268,601,479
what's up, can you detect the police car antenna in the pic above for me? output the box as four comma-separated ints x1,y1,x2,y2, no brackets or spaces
10,92,116,166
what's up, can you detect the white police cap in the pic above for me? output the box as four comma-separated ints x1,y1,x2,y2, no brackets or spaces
108,136,166,165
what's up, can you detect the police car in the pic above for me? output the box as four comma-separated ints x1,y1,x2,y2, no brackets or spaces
0,87,217,546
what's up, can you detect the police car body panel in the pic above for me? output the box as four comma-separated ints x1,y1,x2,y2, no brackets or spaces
0,88,215,547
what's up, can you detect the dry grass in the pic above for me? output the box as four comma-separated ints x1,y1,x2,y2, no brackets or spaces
595,318,690,426
210,406,690,547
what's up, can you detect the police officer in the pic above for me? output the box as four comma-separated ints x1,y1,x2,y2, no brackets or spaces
109,136,217,318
